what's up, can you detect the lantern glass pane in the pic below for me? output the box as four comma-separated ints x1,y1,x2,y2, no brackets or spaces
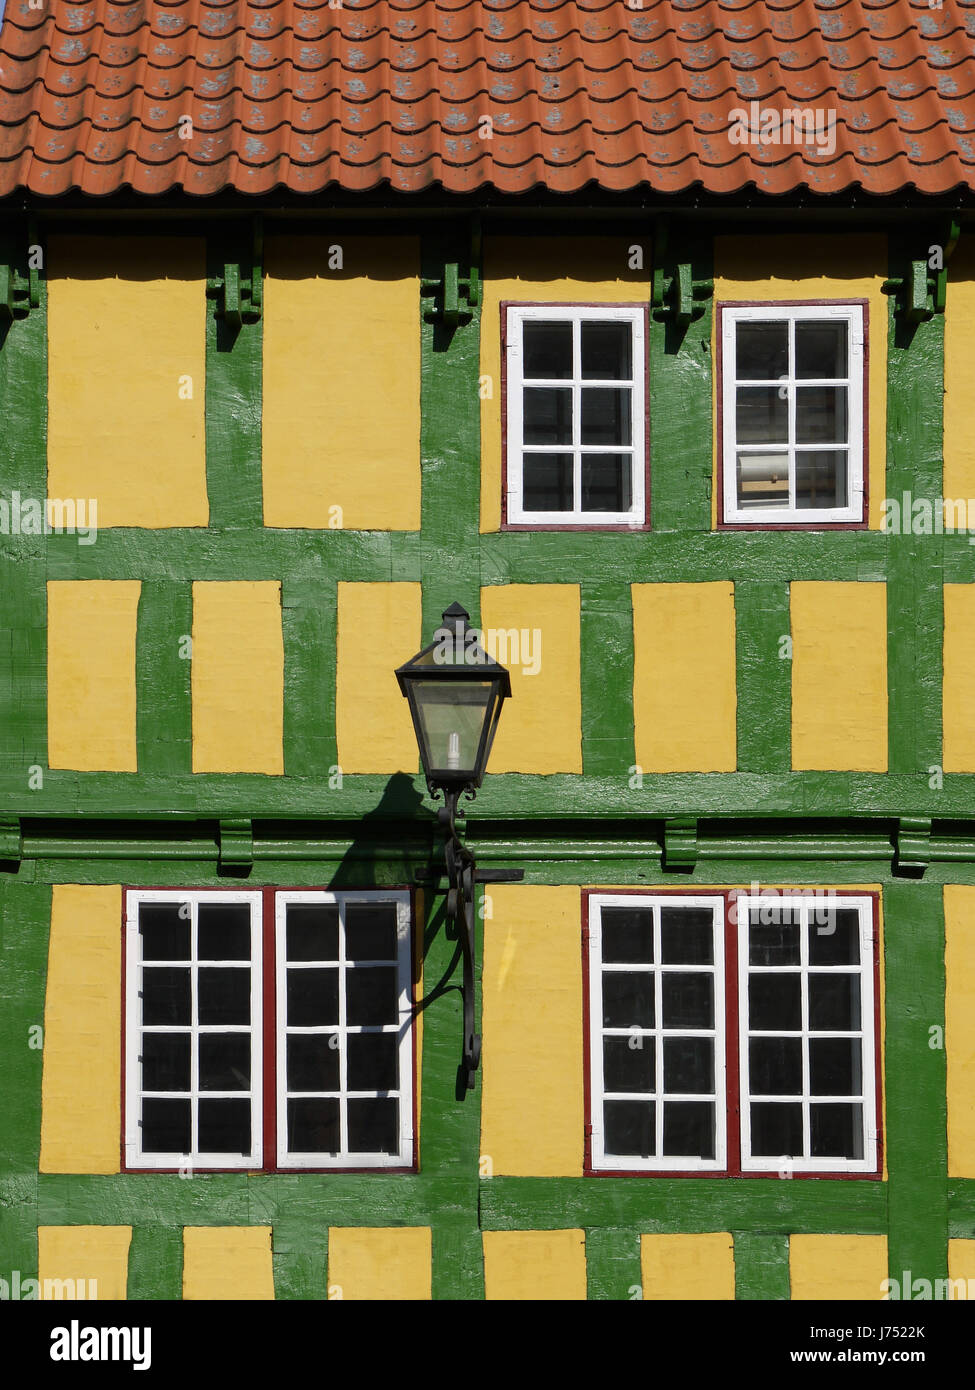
412,680,494,777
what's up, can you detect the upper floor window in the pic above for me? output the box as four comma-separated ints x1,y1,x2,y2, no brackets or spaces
503,303,647,528
718,303,866,527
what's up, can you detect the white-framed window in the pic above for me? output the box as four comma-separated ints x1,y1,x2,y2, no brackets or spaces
275,891,414,1170
504,303,647,526
587,891,880,1176
737,894,878,1174
719,303,866,525
124,890,264,1171
587,894,727,1172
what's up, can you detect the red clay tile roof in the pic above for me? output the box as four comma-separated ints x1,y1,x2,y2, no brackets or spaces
0,0,973,199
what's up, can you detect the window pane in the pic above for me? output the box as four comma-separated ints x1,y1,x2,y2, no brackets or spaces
287,967,339,1027
286,904,339,961
345,903,398,961
809,907,861,965
198,968,250,1025
603,1034,655,1092
810,1103,863,1160
810,1038,862,1096
660,907,714,964
581,388,630,446
748,974,801,1031
795,450,847,509
663,1101,715,1159
663,1037,713,1094
523,321,572,379
600,907,653,964
198,903,251,960
748,912,801,966
139,904,190,961
661,973,713,1029
796,321,848,379
287,1034,340,1092
287,1097,340,1153
808,973,860,1030
198,1033,250,1091
749,1036,802,1094
142,967,191,1025
348,1098,399,1154
736,322,788,380
141,1098,191,1153
522,453,573,511
523,387,572,444
346,967,399,1026
582,320,632,379
736,387,788,443
604,1099,654,1157
750,1101,803,1157
796,385,847,443
198,1098,251,1153
141,1033,190,1092
602,972,654,1028
737,451,789,509
347,1033,399,1092
581,453,631,512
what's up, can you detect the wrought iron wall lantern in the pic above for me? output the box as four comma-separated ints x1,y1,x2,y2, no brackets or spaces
396,602,524,1090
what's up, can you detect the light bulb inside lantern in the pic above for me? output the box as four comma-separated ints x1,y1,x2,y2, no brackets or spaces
446,731,460,771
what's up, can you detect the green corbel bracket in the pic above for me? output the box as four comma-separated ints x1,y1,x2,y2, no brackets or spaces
207,218,263,327
895,817,932,875
651,221,712,329
882,223,960,324
421,218,481,328
663,817,698,871
0,221,42,323
219,818,253,870
0,817,23,861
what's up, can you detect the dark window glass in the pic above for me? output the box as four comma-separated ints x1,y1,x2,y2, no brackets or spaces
523,321,572,379
581,321,631,380
345,904,398,962
348,1098,399,1154
522,453,573,511
523,387,572,445
749,912,800,966
142,967,191,1026
139,904,190,961
736,322,788,380
287,968,339,1027
286,904,339,962
795,385,847,444
348,1033,399,1092
809,1038,861,1097
198,1033,250,1091
749,1036,802,1095
581,453,631,512
141,1098,191,1154
748,973,801,1031
603,1034,655,1093
287,1097,340,1154
198,968,250,1026
581,388,630,446
346,967,399,1027
796,450,847,509
737,387,788,444
600,907,653,964
808,973,860,1030
795,321,848,379
604,1099,654,1157
663,1037,713,1094
141,1032,190,1092
809,907,861,965
661,973,713,1029
198,1098,251,1153
198,903,251,960
810,1103,863,1160
287,1033,340,1092
663,1101,715,1159
602,972,654,1028
750,1101,803,1157
660,908,714,965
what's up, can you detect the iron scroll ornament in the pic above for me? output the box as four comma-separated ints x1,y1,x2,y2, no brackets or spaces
439,789,480,1090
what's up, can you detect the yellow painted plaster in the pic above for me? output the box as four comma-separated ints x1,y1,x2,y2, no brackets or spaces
482,1229,587,1300
790,1234,888,1300
945,886,975,1177
947,1239,975,1297
38,1226,131,1300
327,1227,432,1301
942,585,975,771
182,1227,275,1300
47,580,139,772
335,581,421,773
944,239,975,525
640,1233,735,1300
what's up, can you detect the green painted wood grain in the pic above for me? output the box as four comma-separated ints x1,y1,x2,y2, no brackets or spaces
136,581,192,776
733,1232,791,1300
581,582,635,777
735,582,791,772
126,1226,183,1300
282,575,337,778
585,1228,642,1300
271,1220,328,1300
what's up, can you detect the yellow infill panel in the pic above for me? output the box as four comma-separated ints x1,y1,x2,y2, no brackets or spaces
632,582,737,772
943,585,975,771
40,885,123,1174
790,1234,888,1300
47,580,140,772
640,1233,736,1300
482,1230,587,1300
947,1239,975,1298
191,581,284,774
263,236,421,530
47,235,208,528
945,886,975,1176
480,885,583,1176
327,1228,432,1301
182,1228,275,1300
335,582,421,773
791,581,888,771
38,1227,131,1300
944,240,975,526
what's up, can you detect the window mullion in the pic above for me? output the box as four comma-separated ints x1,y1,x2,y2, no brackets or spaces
338,899,349,1158
190,900,199,1161
573,316,582,516
799,903,811,1161
653,904,664,1161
